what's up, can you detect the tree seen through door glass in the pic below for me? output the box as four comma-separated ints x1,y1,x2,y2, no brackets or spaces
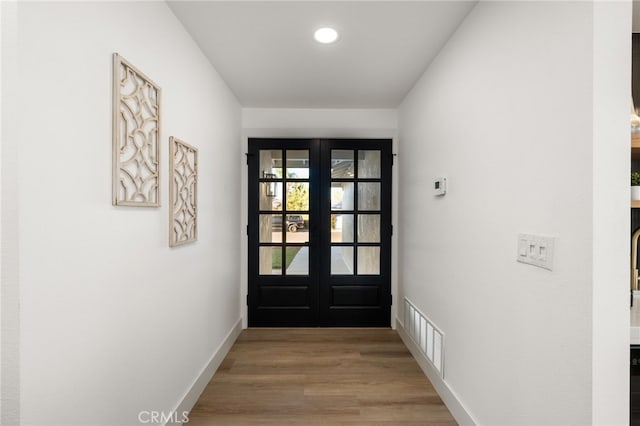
286,182,309,211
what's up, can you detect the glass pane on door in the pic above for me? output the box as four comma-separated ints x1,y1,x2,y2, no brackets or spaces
358,150,380,178
260,150,283,178
286,150,309,178
286,215,309,242
286,182,309,211
358,215,380,243
357,246,380,275
357,183,380,211
260,182,282,210
260,214,282,243
331,150,354,178
286,247,308,275
259,246,281,275
331,246,354,275
331,182,353,210
331,214,353,243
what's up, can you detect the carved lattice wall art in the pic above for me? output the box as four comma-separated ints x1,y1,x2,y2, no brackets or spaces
112,53,161,206
170,137,198,247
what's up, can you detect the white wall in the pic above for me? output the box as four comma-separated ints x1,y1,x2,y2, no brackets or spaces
592,2,631,423
398,1,629,424
14,2,241,425
243,108,397,135
1,2,19,425
241,108,398,327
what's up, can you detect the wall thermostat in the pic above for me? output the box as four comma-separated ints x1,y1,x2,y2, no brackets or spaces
434,177,447,196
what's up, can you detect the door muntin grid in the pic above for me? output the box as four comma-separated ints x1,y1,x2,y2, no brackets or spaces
330,149,382,276
258,149,310,276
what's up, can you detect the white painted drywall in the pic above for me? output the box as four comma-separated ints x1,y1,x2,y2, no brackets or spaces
241,108,398,328
399,1,629,424
1,2,19,425
242,108,397,133
592,2,631,424
15,2,241,425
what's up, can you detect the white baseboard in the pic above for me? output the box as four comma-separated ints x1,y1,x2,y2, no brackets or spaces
166,318,243,426
397,316,478,426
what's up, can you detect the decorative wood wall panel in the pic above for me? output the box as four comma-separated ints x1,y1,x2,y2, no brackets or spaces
112,53,161,206
170,137,198,247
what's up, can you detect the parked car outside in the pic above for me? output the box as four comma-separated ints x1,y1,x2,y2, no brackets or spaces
272,215,305,232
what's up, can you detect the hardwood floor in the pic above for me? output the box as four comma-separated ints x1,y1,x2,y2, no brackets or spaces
187,328,456,425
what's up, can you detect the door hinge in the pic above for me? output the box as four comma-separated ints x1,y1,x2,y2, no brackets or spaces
245,152,254,165
390,294,393,305
246,294,249,305
391,153,397,166
391,225,393,236
246,224,249,236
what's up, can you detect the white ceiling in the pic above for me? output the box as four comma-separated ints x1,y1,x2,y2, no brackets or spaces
168,1,476,108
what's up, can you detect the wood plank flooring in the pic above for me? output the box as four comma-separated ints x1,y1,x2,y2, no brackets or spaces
186,328,456,425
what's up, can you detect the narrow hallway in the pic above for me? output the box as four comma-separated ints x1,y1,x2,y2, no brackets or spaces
4,1,630,424
187,328,455,425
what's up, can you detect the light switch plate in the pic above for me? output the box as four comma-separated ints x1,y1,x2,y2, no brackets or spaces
434,177,446,196
517,233,555,271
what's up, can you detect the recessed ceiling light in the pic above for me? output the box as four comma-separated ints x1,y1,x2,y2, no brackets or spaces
314,27,339,44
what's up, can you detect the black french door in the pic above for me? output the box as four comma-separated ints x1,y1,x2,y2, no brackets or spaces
247,138,392,327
